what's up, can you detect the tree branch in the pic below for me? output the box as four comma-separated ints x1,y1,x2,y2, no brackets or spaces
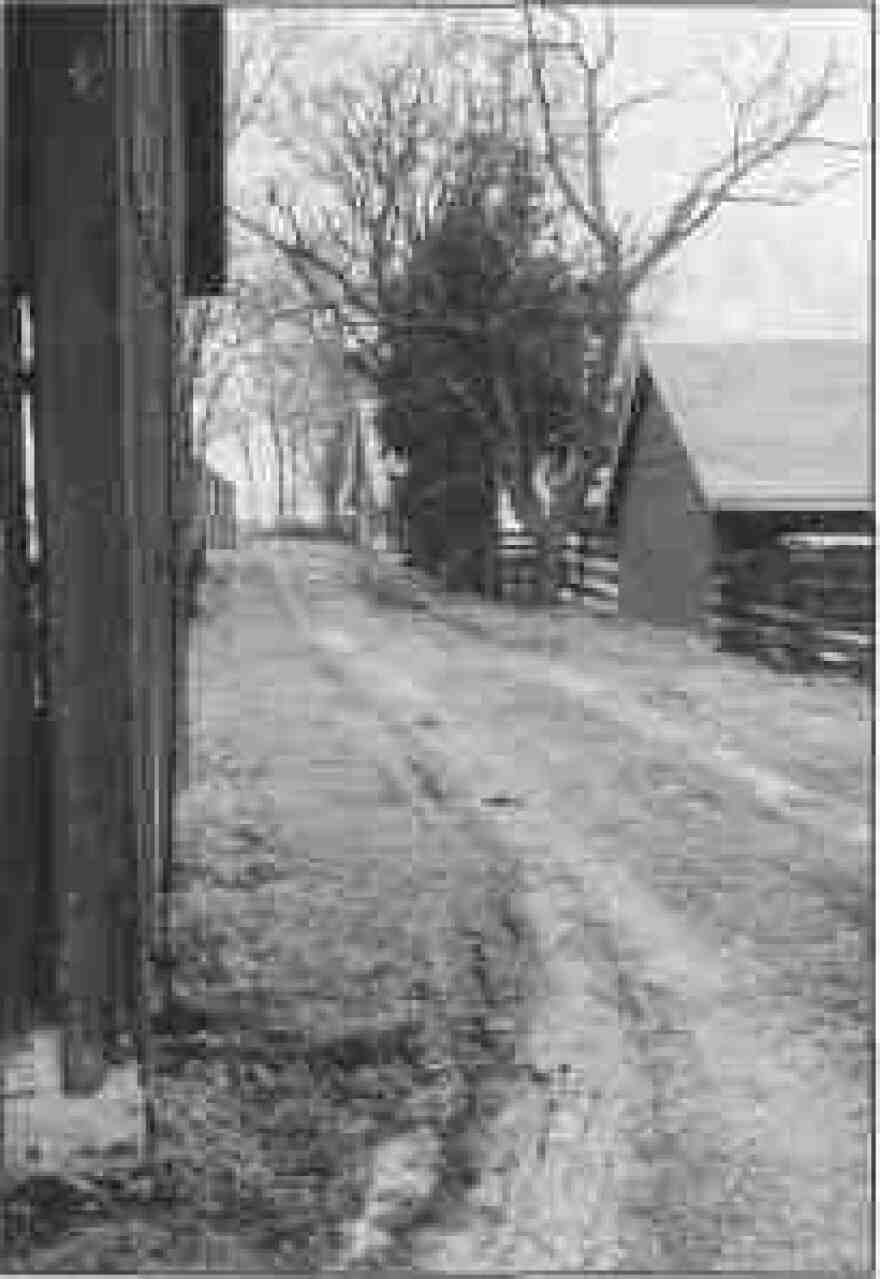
599,81,679,133
521,0,616,251
625,50,844,291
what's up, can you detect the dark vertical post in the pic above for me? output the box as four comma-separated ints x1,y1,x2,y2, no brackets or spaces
169,2,191,799
28,7,130,1092
0,4,38,1050
182,5,225,297
117,0,181,1140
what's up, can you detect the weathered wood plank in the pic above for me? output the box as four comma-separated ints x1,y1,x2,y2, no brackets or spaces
0,4,38,1046
181,5,225,297
29,7,131,1092
117,1,183,1032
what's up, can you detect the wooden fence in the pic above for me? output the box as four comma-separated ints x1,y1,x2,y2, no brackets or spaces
495,529,619,611
709,534,873,681
493,526,872,681
385,510,872,682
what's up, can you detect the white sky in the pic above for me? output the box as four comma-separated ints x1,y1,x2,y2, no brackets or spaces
228,5,869,342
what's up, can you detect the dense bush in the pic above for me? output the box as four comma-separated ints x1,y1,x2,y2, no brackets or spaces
378,135,587,593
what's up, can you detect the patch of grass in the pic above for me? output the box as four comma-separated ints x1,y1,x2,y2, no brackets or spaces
16,710,537,1270
159,768,535,1266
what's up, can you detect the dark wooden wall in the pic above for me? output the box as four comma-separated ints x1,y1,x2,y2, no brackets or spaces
181,5,225,296
0,3,223,1087
0,4,189,1092
615,373,714,627
116,1,181,1064
0,7,39,1044
27,8,137,1087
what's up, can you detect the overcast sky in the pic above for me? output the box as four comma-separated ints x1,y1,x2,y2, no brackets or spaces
229,4,869,343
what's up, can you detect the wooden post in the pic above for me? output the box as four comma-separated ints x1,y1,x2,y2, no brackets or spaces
25,8,131,1092
0,8,221,1160
0,5,38,1051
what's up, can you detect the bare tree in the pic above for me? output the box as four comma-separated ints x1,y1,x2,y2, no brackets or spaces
228,23,520,397
229,31,554,579
229,9,861,599
262,325,312,523
250,307,359,532
177,28,289,477
519,0,863,534
411,4,862,596
185,284,267,483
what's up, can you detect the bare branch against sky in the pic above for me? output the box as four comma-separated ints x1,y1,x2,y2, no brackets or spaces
213,5,868,519
227,5,867,345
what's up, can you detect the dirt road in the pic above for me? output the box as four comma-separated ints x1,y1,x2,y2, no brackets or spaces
221,539,872,1270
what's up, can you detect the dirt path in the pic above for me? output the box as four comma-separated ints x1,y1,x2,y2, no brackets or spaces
258,538,871,1272
12,539,867,1271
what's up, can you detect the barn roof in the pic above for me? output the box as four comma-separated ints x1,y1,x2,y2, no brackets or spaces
607,339,872,517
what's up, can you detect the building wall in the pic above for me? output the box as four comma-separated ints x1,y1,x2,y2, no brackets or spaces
617,379,714,627
30,10,137,1060
0,5,40,1039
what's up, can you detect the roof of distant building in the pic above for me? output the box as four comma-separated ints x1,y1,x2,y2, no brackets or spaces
608,339,871,515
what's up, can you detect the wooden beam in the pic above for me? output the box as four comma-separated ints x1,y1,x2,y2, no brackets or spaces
0,4,38,1049
28,7,128,1093
181,5,225,296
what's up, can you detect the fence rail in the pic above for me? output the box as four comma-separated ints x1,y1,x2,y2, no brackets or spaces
495,529,618,611
494,526,872,681
710,539,873,681
384,515,872,682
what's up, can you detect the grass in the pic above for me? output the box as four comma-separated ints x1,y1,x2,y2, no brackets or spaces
7,554,538,1271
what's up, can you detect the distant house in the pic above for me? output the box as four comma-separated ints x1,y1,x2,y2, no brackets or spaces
604,340,872,629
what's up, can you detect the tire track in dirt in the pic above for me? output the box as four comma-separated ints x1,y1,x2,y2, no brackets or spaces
256,550,711,1266
258,551,639,1266
413,606,869,852
257,545,870,1270
355,552,869,853
284,537,868,853
256,551,568,1265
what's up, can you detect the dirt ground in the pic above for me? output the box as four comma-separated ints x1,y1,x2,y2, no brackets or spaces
9,536,871,1271
266,536,872,1272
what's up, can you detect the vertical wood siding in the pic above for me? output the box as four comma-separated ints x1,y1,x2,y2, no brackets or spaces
0,4,198,1090
0,6,39,1043
116,0,179,1050
28,10,132,1085
616,379,714,627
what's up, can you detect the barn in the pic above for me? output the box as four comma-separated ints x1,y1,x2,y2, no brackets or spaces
604,340,872,659
1,2,226,1167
